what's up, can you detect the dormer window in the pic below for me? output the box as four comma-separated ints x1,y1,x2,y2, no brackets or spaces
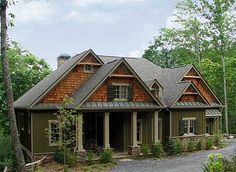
151,86,159,97
84,64,93,73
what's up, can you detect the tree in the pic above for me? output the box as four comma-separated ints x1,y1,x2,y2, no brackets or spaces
1,0,26,171
143,0,236,133
0,42,51,133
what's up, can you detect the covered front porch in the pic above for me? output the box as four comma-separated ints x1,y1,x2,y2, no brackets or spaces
75,110,160,156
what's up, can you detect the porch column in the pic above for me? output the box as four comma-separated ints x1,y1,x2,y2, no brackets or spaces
153,111,159,144
131,111,138,147
103,112,110,149
77,113,85,154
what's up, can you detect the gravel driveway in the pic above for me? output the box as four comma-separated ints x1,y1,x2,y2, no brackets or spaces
111,139,236,172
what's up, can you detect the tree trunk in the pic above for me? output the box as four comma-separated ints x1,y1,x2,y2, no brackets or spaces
0,0,27,171
222,55,229,134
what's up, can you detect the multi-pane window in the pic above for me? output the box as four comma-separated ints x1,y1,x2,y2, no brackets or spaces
137,119,142,144
151,87,159,97
84,64,93,73
183,118,195,134
114,85,128,100
49,121,61,146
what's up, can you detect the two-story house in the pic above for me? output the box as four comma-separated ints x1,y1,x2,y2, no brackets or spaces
14,49,223,162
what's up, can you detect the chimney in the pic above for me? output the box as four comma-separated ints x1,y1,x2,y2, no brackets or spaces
57,54,71,67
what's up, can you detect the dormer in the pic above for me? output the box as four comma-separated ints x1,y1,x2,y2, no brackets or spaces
145,79,163,98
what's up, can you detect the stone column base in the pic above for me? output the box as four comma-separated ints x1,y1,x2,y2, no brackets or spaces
128,146,141,156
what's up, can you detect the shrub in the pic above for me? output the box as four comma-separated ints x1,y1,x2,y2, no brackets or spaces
100,149,112,163
222,156,236,172
187,139,195,152
54,149,77,167
196,140,203,151
141,144,151,156
202,153,223,172
168,139,182,155
214,134,222,146
206,139,213,150
87,150,95,165
151,142,163,157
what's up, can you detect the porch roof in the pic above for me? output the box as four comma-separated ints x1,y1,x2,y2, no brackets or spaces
29,102,161,110
206,109,222,117
81,101,161,110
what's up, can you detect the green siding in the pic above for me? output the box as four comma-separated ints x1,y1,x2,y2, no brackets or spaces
159,110,170,145
171,110,206,137
213,117,220,134
32,112,58,154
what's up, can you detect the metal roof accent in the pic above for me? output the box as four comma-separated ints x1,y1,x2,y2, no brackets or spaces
174,101,206,106
29,102,161,110
206,109,222,117
81,101,161,110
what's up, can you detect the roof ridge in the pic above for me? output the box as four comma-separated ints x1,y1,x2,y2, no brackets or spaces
98,54,139,59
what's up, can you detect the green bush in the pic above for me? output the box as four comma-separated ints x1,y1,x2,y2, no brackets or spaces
202,153,223,172
214,134,222,146
168,139,182,155
222,156,236,172
100,149,112,163
187,139,195,152
54,149,77,167
141,144,151,156
0,134,13,171
151,142,163,157
196,140,203,151
206,139,213,150
87,150,95,165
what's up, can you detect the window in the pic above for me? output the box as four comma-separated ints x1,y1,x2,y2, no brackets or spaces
183,118,196,135
49,120,61,146
84,64,93,73
114,85,128,100
151,88,159,97
137,119,142,144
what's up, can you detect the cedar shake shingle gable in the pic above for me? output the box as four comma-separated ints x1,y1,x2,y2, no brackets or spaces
14,49,101,109
14,49,222,110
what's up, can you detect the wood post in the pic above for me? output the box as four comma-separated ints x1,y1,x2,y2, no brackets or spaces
131,111,138,147
77,113,85,153
103,112,110,149
153,111,159,144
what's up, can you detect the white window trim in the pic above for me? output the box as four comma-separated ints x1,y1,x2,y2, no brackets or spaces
84,64,94,73
137,119,142,144
112,83,129,101
182,117,196,136
48,120,61,146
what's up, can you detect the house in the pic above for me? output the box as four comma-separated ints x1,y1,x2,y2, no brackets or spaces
14,49,223,162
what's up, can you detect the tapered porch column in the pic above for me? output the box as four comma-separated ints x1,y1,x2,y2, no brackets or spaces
130,111,140,156
103,112,110,149
77,113,85,155
131,111,138,147
153,111,159,144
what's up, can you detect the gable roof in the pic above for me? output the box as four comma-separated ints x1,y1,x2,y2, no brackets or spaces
72,58,163,107
180,65,223,106
14,49,103,109
14,49,222,110
171,82,209,108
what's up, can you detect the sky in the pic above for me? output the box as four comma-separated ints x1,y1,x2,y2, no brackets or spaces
9,0,177,69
